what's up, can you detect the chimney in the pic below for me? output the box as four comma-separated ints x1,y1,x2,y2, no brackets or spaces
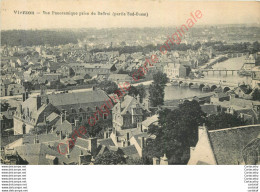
88,138,97,156
44,114,47,123
34,135,39,144
75,120,79,128
22,93,26,102
60,131,63,140
64,111,67,121
36,95,41,110
153,157,160,165
66,141,70,158
160,154,168,165
104,131,109,139
198,123,208,141
25,90,29,100
79,150,84,165
137,94,140,103
126,132,130,141
60,113,63,124
140,136,145,148
119,99,122,112
19,104,22,114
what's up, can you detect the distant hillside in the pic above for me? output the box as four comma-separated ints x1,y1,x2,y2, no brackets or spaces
1,30,84,46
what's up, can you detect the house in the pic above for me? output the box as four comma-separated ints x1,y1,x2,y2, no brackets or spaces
0,107,16,131
164,63,186,79
108,74,132,84
2,134,100,165
13,94,60,135
234,85,252,99
242,54,256,71
7,84,25,96
60,78,77,86
188,124,260,165
68,63,114,77
251,66,260,89
40,89,112,124
112,95,148,130
140,114,159,132
210,92,230,103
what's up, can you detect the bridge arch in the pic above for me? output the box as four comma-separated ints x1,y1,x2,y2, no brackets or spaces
199,84,205,91
179,81,183,85
210,85,217,91
223,87,231,93
189,83,193,88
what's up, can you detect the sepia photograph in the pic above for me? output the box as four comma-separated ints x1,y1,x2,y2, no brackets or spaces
1,0,260,166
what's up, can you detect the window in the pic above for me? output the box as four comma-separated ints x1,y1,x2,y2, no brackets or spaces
103,113,108,120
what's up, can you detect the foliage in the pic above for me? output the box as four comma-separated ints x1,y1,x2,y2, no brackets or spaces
143,100,206,164
148,72,168,107
83,119,112,138
118,69,129,74
97,81,118,94
252,89,260,101
128,84,146,102
95,151,126,165
83,74,92,79
1,30,83,46
205,112,246,130
126,156,152,165
1,102,10,112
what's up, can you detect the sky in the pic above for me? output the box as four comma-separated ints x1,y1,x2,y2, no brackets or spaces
1,0,260,30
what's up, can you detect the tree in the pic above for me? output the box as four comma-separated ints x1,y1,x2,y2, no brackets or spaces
1,102,10,112
128,84,146,102
95,151,125,165
98,81,118,94
84,74,91,79
143,100,206,164
252,89,260,101
83,119,112,138
148,72,168,107
205,112,246,130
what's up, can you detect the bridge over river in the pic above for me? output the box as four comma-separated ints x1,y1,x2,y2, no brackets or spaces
171,78,238,92
200,69,239,75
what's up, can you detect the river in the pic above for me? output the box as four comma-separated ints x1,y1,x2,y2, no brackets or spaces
163,55,252,101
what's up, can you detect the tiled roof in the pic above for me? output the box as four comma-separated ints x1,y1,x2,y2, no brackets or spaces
98,138,115,147
142,115,159,127
119,145,139,158
208,125,260,164
74,137,89,150
47,90,109,107
201,104,219,115
14,143,70,165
